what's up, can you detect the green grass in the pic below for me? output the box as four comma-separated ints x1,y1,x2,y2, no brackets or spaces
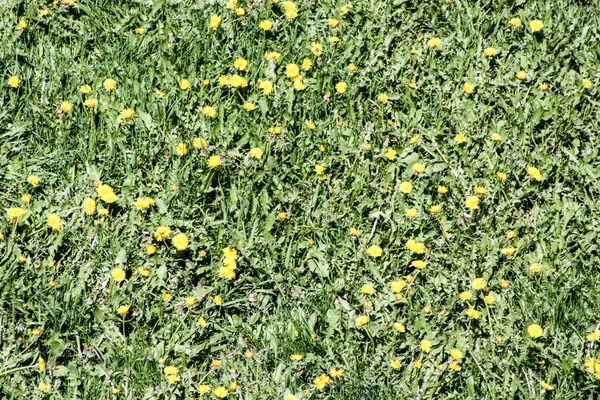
1,0,600,398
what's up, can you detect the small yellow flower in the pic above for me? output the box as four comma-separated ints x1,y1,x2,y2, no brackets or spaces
390,279,407,292
348,64,358,73
509,17,522,27
198,384,211,395
412,162,425,173
290,354,303,361
84,98,98,108
311,42,324,56
529,20,544,32
103,79,116,91
179,79,190,90
586,330,600,341
335,81,347,94
116,305,130,316
390,360,401,369
529,263,542,273
377,93,388,103
27,175,41,185
516,71,527,81
172,233,189,250
258,80,274,94
120,108,135,119
459,291,472,301
484,47,497,57
384,148,396,160
305,120,316,130
398,181,412,194
7,207,27,221
17,20,27,30
366,245,382,258
540,381,553,391
496,172,507,180
265,51,281,61
465,308,480,319
81,198,96,215
526,166,542,181
471,278,486,290
207,155,222,169
185,296,196,307
213,386,228,398
428,205,440,214
59,101,73,113
202,106,217,118
406,239,425,254
465,196,479,209
427,37,441,48
249,148,263,160
314,164,325,175
437,185,448,194
527,324,543,338
454,133,466,144
277,211,287,220
111,267,126,282
154,226,172,241
8,76,22,88
420,339,432,353
327,17,340,28
355,315,369,326
97,184,117,203
47,213,62,231
538,82,548,91
242,102,256,112
404,208,417,219
583,79,592,89
209,14,222,30
234,58,248,71
360,283,375,295
501,247,516,256
463,82,474,94
176,143,188,156
259,20,273,31
450,348,463,360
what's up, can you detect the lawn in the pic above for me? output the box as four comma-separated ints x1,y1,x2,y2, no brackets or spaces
1,0,600,398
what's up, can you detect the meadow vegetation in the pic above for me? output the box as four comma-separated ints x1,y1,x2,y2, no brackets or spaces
1,0,600,398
